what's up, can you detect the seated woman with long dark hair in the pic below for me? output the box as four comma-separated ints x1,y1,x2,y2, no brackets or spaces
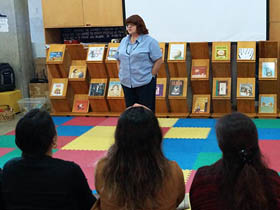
1,109,96,210
190,112,280,210
93,105,185,210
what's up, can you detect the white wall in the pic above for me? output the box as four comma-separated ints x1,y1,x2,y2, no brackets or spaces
125,0,267,42
28,0,45,58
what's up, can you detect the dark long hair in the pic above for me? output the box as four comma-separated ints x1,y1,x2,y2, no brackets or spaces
126,15,149,34
102,106,169,209
216,112,277,210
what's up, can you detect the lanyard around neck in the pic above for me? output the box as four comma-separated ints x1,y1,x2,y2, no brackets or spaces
126,41,139,55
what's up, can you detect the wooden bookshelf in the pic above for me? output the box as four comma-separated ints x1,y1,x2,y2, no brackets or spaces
167,42,187,77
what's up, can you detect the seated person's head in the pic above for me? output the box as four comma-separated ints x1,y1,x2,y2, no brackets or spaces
216,112,260,164
15,109,57,157
114,104,162,154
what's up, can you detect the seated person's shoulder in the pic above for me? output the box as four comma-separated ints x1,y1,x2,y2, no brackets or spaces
3,157,23,169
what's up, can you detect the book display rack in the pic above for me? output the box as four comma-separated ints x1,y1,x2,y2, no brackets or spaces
257,41,278,118
155,78,169,116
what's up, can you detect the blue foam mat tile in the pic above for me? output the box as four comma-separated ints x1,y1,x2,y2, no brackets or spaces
52,117,74,126
174,118,217,127
257,128,280,140
56,126,93,136
164,150,198,170
163,138,205,153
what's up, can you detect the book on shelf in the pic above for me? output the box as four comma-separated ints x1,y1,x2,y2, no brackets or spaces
87,47,105,61
108,81,122,97
51,83,64,96
72,100,89,113
215,80,228,96
169,79,184,96
191,66,207,78
156,84,164,96
193,96,208,113
169,44,185,60
259,95,275,114
238,48,254,60
261,62,275,78
89,83,106,96
107,47,118,60
69,66,86,79
239,83,253,97
214,46,228,60
49,52,63,62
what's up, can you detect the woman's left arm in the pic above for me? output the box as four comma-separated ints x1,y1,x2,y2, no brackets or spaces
152,58,163,76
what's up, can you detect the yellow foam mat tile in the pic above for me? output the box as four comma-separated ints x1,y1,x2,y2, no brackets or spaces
157,118,179,127
81,126,116,137
62,126,115,150
164,127,211,139
182,169,192,183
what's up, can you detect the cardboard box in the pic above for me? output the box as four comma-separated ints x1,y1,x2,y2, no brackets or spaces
29,83,49,98
0,90,22,113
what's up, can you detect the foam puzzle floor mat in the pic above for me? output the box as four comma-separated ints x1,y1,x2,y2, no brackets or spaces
1,117,280,192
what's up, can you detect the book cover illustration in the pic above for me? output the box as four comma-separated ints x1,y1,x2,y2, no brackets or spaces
169,44,185,60
169,80,184,96
49,52,63,61
259,96,275,113
89,83,105,96
107,47,118,60
69,66,86,78
73,100,89,113
51,83,64,96
156,84,164,96
87,47,105,61
215,46,228,60
262,62,275,78
216,80,228,96
193,97,208,113
191,66,207,78
238,48,254,60
108,81,122,97
239,83,253,97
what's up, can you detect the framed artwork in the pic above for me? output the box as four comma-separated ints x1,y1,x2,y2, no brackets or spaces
169,79,184,96
192,95,210,113
214,46,228,60
107,47,118,60
259,94,277,114
87,47,105,61
238,48,254,60
261,62,275,78
108,81,122,97
191,66,207,78
69,66,86,79
51,83,64,96
49,51,63,61
89,83,106,96
72,99,89,113
169,44,185,60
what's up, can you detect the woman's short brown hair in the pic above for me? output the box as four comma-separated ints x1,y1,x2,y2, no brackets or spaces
126,15,149,34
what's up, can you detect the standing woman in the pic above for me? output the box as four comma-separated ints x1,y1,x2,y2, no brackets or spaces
93,105,185,210
190,112,280,210
115,15,163,112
